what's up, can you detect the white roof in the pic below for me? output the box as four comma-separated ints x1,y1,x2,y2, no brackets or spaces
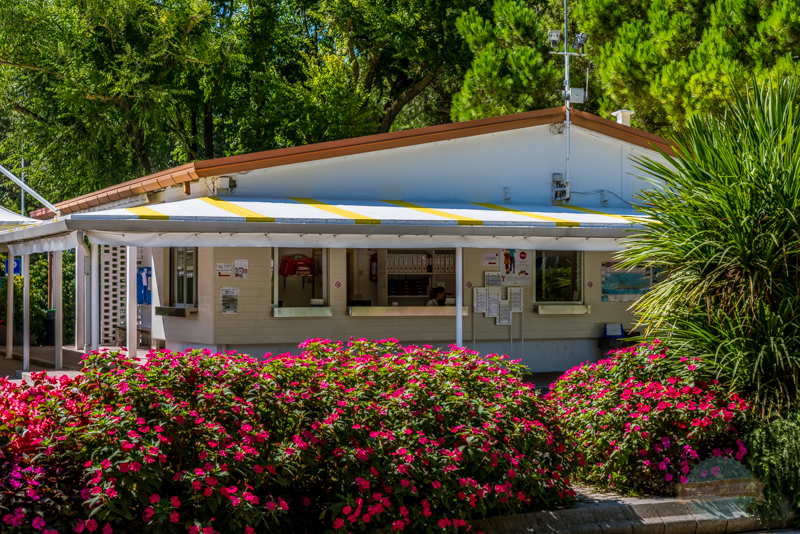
0,205,38,228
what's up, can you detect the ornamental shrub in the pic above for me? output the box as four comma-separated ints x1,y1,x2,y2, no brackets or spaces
0,339,575,533
744,411,800,517
547,341,749,495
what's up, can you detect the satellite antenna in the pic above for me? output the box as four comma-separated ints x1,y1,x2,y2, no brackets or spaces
548,0,589,203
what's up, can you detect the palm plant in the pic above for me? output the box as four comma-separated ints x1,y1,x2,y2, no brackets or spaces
620,79,800,419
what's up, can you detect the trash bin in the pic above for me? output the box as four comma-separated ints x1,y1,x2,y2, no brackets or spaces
45,309,56,346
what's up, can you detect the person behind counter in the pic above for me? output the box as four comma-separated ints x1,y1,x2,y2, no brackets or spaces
427,286,446,306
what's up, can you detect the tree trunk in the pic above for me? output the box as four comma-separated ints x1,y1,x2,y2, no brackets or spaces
190,110,198,159
204,101,213,159
128,120,152,175
377,65,443,134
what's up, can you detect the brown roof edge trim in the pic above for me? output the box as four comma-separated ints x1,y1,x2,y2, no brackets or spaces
570,110,676,156
194,107,565,176
197,111,566,176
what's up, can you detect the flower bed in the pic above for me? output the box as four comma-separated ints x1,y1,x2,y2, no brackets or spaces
0,339,574,533
547,341,749,495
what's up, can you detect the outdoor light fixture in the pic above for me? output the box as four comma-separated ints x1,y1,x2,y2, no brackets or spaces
548,30,562,48
573,32,589,52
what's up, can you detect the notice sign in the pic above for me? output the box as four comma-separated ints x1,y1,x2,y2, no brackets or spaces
235,259,248,279
221,287,239,314
216,263,232,277
500,249,532,286
483,252,500,267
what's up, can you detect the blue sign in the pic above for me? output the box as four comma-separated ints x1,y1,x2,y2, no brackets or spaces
4,258,20,276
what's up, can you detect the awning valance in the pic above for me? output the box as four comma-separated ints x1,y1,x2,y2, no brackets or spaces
70,196,645,228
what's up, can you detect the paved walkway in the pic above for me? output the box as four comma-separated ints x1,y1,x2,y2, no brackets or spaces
465,484,796,534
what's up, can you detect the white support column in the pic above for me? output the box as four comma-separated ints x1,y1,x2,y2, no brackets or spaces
83,249,91,354
75,248,85,349
126,246,137,358
272,247,279,308
22,254,29,372
5,256,13,360
53,251,63,369
455,247,463,347
91,243,100,349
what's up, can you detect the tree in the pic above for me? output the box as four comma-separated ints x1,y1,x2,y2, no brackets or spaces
575,0,800,133
452,0,559,121
0,0,235,208
620,79,800,418
315,0,494,133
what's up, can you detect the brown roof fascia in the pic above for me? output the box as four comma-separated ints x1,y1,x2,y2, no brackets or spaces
194,107,567,176
570,109,676,156
31,107,675,220
31,163,199,219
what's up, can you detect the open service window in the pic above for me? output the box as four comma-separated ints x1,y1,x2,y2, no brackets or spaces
272,247,331,317
535,250,583,303
346,248,465,317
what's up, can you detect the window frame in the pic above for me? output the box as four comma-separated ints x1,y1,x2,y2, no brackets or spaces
171,247,198,308
533,250,584,304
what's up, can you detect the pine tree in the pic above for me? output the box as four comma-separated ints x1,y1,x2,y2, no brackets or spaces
452,0,561,121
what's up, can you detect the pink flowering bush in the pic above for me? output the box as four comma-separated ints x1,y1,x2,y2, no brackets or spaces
547,341,750,495
0,339,575,533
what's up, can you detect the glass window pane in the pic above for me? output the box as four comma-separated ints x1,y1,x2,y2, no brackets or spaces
186,248,195,306
176,248,185,306
536,251,581,302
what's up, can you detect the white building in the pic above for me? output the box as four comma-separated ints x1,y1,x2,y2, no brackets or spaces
3,107,672,373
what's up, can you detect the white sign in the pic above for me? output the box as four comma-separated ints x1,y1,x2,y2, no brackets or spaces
216,263,232,277
483,252,500,267
221,287,239,314
486,288,500,317
474,287,488,313
234,259,248,279
508,287,523,313
497,299,512,326
500,249,532,286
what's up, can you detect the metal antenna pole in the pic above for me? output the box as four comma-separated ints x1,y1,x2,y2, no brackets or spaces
20,144,25,215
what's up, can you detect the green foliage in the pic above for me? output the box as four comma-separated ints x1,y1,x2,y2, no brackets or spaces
548,342,749,495
620,79,800,419
745,412,800,517
452,0,559,121
575,0,800,132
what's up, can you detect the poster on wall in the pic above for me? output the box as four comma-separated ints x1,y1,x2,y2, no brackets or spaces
216,263,232,277
235,259,248,279
221,287,239,314
500,249,532,286
601,262,651,302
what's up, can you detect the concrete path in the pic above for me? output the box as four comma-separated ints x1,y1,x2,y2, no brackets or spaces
466,485,796,534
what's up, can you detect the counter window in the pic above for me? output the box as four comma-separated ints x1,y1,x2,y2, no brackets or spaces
535,251,582,302
274,248,326,307
345,248,457,307
171,247,197,308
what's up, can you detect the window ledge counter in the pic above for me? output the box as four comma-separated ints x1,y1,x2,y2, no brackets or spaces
534,305,591,315
273,307,333,318
348,306,469,317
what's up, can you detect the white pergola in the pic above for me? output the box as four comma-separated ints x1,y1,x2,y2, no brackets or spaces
0,197,642,363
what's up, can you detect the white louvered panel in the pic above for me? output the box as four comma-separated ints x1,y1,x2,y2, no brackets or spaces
100,246,126,345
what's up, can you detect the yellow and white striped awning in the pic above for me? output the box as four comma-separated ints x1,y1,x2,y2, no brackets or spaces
69,197,645,228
